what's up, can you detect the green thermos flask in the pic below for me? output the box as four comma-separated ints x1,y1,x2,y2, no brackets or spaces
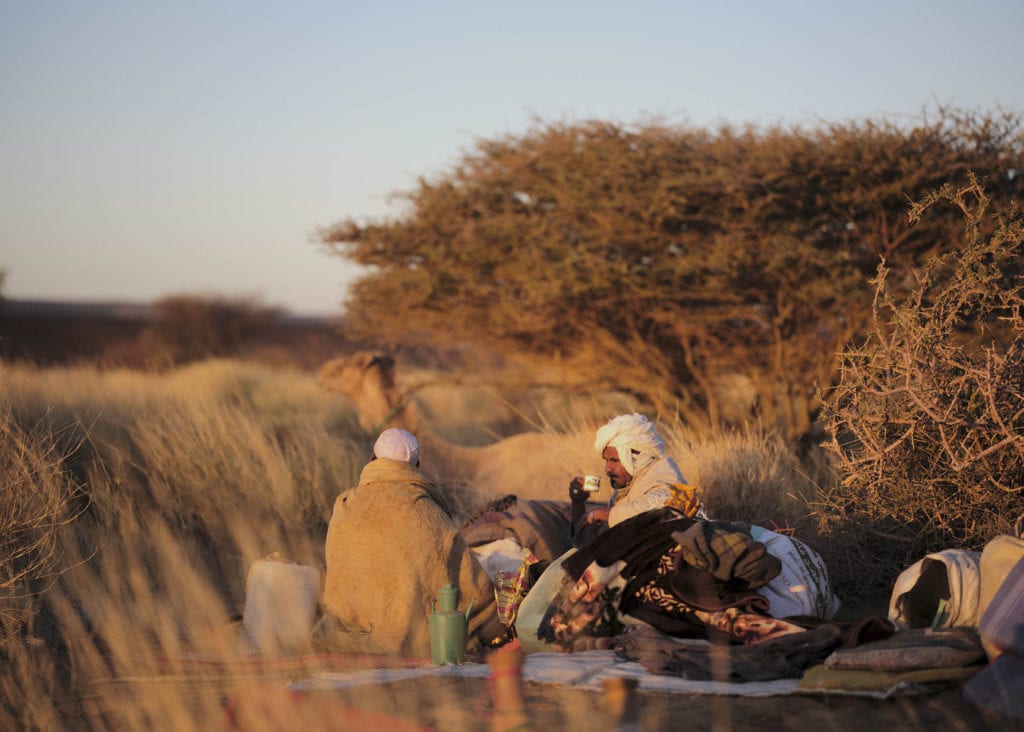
429,583,470,665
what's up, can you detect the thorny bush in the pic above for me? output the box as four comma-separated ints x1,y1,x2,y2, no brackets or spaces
817,176,1024,601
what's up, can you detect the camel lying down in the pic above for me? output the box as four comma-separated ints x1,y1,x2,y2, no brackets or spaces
317,352,594,502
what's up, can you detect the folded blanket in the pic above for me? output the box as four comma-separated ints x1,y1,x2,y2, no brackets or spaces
615,615,900,682
674,521,781,587
800,664,981,698
615,624,844,682
823,627,986,671
528,511,784,650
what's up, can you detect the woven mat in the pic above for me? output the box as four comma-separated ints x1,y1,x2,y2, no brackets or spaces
291,650,802,697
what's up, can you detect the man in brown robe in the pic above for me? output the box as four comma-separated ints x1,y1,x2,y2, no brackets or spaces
323,428,505,657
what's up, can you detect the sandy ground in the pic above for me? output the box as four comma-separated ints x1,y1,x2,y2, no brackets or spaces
90,609,1024,730
96,634,1021,732
182,671,1020,732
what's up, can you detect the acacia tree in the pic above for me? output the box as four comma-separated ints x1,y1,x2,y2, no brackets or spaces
320,108,1024,436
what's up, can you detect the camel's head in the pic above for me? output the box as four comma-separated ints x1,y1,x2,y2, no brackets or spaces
317,351,402,432
317,351,397,398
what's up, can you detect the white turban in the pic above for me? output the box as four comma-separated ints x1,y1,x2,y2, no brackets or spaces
593,414,665,477
373,428,420,465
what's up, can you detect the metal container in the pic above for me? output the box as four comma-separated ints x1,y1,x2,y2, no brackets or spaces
429,583,470,665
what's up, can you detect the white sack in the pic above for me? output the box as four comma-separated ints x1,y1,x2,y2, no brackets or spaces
888,548,981,630
750,526,842,620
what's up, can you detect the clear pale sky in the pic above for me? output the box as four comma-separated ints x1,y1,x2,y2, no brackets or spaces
2,1,1022,316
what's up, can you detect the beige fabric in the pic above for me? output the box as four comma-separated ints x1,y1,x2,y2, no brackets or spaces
323,458,499,657
887,549,982,630
979,534,1024,615
978,533,1024,659
607,456,690,526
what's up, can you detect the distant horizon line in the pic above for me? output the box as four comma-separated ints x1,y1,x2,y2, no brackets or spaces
1,296,344,323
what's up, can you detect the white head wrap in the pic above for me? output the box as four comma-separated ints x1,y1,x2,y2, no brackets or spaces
373,427,420,465
593,414,665,477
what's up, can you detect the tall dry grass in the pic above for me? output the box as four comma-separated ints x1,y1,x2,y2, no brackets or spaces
0,357,834,730
666,423,833,528
1,359,368,729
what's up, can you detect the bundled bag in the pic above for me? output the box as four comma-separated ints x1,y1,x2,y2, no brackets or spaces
888,549,981,630
749,526,842,619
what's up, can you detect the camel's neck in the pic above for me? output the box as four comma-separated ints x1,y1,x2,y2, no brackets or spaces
414,429,478,483
343,372,480,484
350,379,423,435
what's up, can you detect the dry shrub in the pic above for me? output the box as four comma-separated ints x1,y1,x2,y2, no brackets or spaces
817,177,1024,602
666,423,833,528
142,294,281,366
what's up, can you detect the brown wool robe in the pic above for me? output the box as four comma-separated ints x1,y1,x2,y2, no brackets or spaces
323,457,500,658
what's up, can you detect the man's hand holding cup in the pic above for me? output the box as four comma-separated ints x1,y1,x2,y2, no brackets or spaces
569,474,603,502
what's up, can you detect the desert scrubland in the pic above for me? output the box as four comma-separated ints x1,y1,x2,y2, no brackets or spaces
3,111,1023,729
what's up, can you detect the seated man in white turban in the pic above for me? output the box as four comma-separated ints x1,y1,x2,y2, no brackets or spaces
568,413,706,542
512,415,842,653
323,427,507,657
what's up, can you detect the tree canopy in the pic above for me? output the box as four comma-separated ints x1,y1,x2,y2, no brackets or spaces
320,107,1024,436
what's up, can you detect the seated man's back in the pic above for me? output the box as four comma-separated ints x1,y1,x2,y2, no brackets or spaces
323,429,503,657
